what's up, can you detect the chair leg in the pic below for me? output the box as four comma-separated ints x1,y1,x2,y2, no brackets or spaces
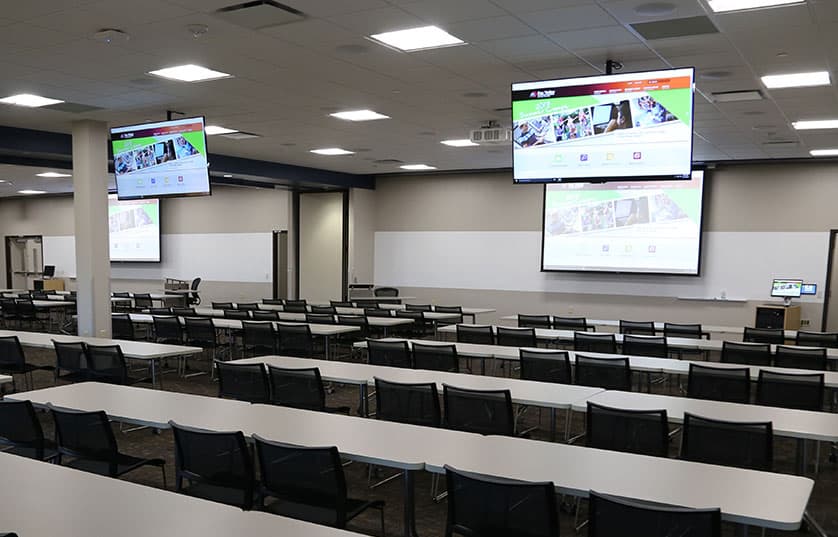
379,505,385,537
161,465,167,489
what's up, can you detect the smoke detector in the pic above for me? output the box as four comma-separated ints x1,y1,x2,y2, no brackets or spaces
187,24,209,39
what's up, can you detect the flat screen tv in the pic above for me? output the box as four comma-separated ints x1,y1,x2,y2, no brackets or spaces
111,116,210,200
108,195,161,263
771,279,802,298
512,67,695,183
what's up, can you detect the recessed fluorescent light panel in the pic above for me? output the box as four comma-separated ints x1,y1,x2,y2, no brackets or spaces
204,125,239,135
148,64,232,82
793,120,838,130
810,149,838,157
330,109,390,122
708,0,804,12
18,190,46,195
0,94,64,107
310,148,355,156
36,172,72,178
400,164,437,170
370,25,465,52
441,139,479,147
761,71,831,89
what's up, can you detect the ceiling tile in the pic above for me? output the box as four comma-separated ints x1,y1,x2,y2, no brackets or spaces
548,25,639,50
398,0,507,24
518,4,618,33
447,16,537,42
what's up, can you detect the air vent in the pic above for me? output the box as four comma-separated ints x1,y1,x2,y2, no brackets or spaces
630,15,718,40
712,90,763,103
763,141,799,146
215,1,304,30
42,102,104,113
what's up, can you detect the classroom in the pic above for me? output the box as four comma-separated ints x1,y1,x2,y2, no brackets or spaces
0,1,837,536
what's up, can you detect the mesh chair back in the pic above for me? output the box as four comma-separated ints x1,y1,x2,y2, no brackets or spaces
405,303,432,312
663,322,704,340
743,327,784,345
336,315,369,339
330,301,355,308
681,413,773,471
795,331,838,348
374,287,399,297
586,402,668,457
496,327,537,347
224,309,251,320
374,378,441,427
111,314,135,340
575,355,631,391
85,345,128,384
774,345,827,370
253,437,348,526
263,299,284,306
455,324,494,345
574,332,617,354
0,299,17,322
687,363,750,404
184,317,217,347
756,370,824,411
412,343,458,372
588,491,721,537
306,313,336,325
519,350,572,384
364,308,392,318
252,310,280,321
152,315,183,344
31,292,48,301
621,335,668,358
216,361,270,403
53,341,88,375
0,336,26,373
445,466,558,537
112,292,130,298
276,323,314,358
367,339,412,368
619,320,656,336
170,422,254,509
721,341,771,366
52,408,118,466
237,303,260,311
241,321,275,355
286,299,308,307
267,365,326,411
284,303,308,313
148,307,173,315
0,400,47,459
518,314,552,329
15,300,36,321
212,302,234,310
552,316,589,331
310,305,337,315
133,293,153,309
443,385,514,436
189,278,202,306
172,308,196,317
395,310,431,336
435,306,464,324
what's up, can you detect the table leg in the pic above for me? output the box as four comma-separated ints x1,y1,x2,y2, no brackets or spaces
480,357,486,375
360,384,369,417
325,335,331,360
403,469,419,537
796,438,807,475
550,408,557,442
151,359,158,389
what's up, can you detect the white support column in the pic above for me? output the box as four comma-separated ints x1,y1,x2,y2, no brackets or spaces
72,120,111,338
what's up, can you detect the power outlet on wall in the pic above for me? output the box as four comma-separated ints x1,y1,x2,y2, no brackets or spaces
801,319,810,326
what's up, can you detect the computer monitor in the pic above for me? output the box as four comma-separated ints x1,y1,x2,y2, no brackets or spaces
801,283,817,296
43,265,55,278
771,278,802,306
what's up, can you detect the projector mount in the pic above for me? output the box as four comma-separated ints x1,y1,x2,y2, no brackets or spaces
605,59,623,75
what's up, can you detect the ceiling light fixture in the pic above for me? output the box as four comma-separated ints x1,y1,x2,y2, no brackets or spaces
793,120,838,130
330,109,390,121
310,148,355,156
400,164,437,171
204,125,239,135
810,149,838,157
36,172,72,178
17,189,47,195
369,25,465,52
0,94,64,107
441,139,479,147
761,71,831,89
148,64,232,82
708,0,804,13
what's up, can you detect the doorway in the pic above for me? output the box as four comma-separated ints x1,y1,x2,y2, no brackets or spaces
5,235,43,290
820,229,838,331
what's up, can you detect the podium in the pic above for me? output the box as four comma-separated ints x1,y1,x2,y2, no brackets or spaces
33,279,65,292
754,304,801,330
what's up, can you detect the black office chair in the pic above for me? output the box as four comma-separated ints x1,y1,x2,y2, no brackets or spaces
680,413,773,471
455,324,494,345
574,332,617,354
310,305,337,315
241,321,276,356
374,287,399,297
621,335,668,358
252,310,280,321
152,315,184,345
275,323,314,358
756,370,824,411
263,299,284,306
0,335,54,391
253,436,385,533
52,407,166,483
496,327,537,348
553,316,591,332
575,355,632,391
443,384,515,436
435,305,464,325
586,402,668,457
85,344,151,385
148,307,173,315
395,310,433,338
720,341,771,366
588,491,721,537
223,309,250,320
237,303,260,311
170,421,254,509
795,331,838,348
188,278,202,306
619,320,656,336
184,317,229,364
283,303,309,314
172,307,197,317
773,345,827,370
687,363,750,404
412,343,459,372
405,303,432,312
743,327,785,345
0,400,57,461
306,313,336,325
111,313,136,340
364,308,393,318
212,302,234,310
216,361,271,403
52,341,90,383
367,339,412,368
266,365,350,414
518,314,552,329
519,349,572,384
444,465,559,537
330,301,355,308
285,299,308,308
374,378,441,427
0,298,18,328
336,315,370,350
663,322,708,339
132,293,154,311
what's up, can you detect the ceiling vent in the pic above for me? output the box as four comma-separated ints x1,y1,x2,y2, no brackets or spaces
215,1,305,30
631,15,718,40
711,90,763,103
42,102,105,113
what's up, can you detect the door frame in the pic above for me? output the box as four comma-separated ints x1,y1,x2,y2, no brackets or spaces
271,230,288,300
5,234,43,289
820,229,838,331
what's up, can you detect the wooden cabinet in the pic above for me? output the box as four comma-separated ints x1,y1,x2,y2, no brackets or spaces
754,304,801,330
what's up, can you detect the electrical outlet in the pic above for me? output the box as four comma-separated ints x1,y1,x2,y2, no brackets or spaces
801,319,810,326
568,305,574,314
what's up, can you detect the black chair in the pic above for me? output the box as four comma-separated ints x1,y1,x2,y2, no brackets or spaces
553,316,591,331
188,278,202,306
435,305,464,324
663,322,708,340
619,320,656,336
310,305,337,315
374,287,399,297
253,436,385,533
184,317,229,363
52,407,165,482
574,332,617,354
774,345,827,370
132,293,154,311
216,361,271,403
444,465,558,537
237,303,260,311
412,343,459,372
0,400,57,461
455,324,494,345
496,327,537,348
721,341,771,366
586,402,668,457
518,314,552,329
330,301,355,308
306,313,336,325
252,310,280,321
275,323,314,358
52,341,90,383
367,339,412,368
242,321,276,356
263,299,284,306
267,365,350,414
336,315,370,340
170,421,254,509
405,303,432,312
152,315,183,345
743,327,785,345
374,378,441,427
588,491,721,537
212,302,234,310
364,308,393,318
756,370,824,411
575,355,632,391
687,363,750,404
0,335,53,391
15,300,47,331
519,349,572,384
223,309,251,320
680,413,773,471
85,344,150,385
148,307,173,315
443,384,515,436
284,300,308,314
795,331,838,348
0,298,18,328
395,310,433,338
172,307,197,317
620,335,668,358
111,313,136,340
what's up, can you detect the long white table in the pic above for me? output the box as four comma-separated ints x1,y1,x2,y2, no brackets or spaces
10,382,815,533
187,309,412,337
0,329,202,388
0,451,365,537
372,304,495,323
0,374,11,386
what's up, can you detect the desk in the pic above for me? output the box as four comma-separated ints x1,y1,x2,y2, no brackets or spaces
375,304,496,323
0,374,11,386
189,309,411,337
11,382,814,533
0,451,365,537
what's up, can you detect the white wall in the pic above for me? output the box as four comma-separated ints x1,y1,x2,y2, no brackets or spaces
299,192,345,304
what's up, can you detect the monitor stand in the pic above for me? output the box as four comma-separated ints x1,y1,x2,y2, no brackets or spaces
783,297,792,307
